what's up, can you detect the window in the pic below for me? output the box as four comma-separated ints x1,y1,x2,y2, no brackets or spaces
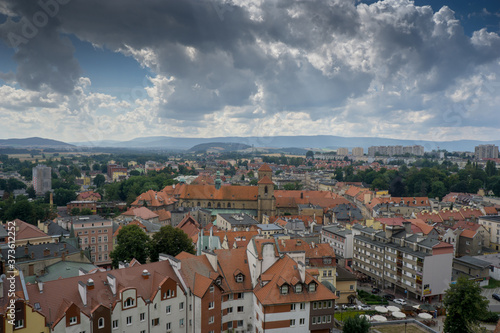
123,297,135,308
236,274,244,282
281,285,288,295
349,284,354,290
291,303,296,311
237,320,243,327
152,318,159,326
227,307,233,313
309,283,316,292
300,302,305,310
112,320,118,329
179,302,184,310
69,316,77,325
126,316,132,325
91,237,95,243
300,318,305,325
140,313,145,321
290,319,296,327
228,321,233,329
140,331,145,333
295,284,302,293
210,285,214,293
98,236,102,242
237,292,244,299
166,305,171,314
208,316,214,324
179,319,184,327
14,319,24,328
98,317,105,329
104,236,108,242
208,301,214,309
228,293,234,300
166,322,171,330
237,306,244,312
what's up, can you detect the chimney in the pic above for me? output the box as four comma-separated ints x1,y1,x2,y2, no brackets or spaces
78,281,87,306
62,252,66,261
107,274,117,296
298,261,306,282
142,269,150,279
63,243,67,249
37,281,44,293
87,278,94,290
204,251,218,272
402,221,412,234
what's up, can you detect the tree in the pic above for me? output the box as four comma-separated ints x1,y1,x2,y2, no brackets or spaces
70,207,80,216
149,225,195,262
486,160,497,177
443,276,489,333
306,150,314,159
342,315,370,333
110,225,150,268
80,208,93,215
93,174,106,188
53,188,77,206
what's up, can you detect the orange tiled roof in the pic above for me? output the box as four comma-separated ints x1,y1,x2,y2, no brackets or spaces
191,173,215,185
460,229,477,238
122,206,159,220
253,255,337,306
176,215,201,239
13,219,49,240
131,189,177,207
177,184,258,201
177,253,220,298
258,164,272,172
214,248,253,293
258,175,274,185
156,209,171,222
26,260,183,329
407,219,435,235
484,206,498,215
213,230,258,249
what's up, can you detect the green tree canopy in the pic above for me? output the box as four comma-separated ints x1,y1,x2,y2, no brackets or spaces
342,315,370,333
110,224,150,268
149,225,195,262
93,174,106,188
443,276,489,333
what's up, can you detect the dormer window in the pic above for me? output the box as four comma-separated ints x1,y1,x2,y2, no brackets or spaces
295,284,302,293
309,283,316,293
236,274,244,283
281,285,289,295
216,277,222,285
124,297,135,308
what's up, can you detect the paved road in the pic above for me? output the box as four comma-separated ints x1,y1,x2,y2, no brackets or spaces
480,286,500,311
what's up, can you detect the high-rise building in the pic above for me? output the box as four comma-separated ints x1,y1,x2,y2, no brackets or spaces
475,144,499,160
352,147,364,156
32,164,51,195
336,148,349,156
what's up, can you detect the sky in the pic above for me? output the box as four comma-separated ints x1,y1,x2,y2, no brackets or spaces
0,0,499,144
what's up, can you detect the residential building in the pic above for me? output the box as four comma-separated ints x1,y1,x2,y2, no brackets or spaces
335,267,358,305
32,164,51,195
452,256,490,285
76,190,101,201
70,216,114,267
321,225,354,267
353,224,454,302
26,260,186,333
478,215,500,250
352,147,364,157
475,144,499,160
107,163,128,181
336,148,349,156
216,213,259,231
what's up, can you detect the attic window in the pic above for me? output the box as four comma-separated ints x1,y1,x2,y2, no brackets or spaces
309,283,316,293
236,274,244,283
295,284,302,293
281,285,289,295
123,297,135,308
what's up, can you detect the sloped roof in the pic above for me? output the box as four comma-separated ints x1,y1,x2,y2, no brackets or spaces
257,175,274,185
14,219,49,240
122,206,159,220
177,184,258,201
176,215,201,239
214,248,252,293
176,253,218,298
253,255,337,305
258,164,272,172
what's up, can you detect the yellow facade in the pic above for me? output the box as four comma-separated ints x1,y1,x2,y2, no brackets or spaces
3,303,48,333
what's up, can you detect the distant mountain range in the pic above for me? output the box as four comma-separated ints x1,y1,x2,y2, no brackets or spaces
0,137,75,148
72,135,500,152
2,135,500,152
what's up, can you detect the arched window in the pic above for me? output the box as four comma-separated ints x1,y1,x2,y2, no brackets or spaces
98,317,104,328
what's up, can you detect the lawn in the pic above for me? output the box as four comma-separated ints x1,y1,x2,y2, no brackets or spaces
374,324,430,333
483,278,500,289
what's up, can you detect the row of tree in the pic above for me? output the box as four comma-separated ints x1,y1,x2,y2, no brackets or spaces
110,224,195,267
334,160,500,199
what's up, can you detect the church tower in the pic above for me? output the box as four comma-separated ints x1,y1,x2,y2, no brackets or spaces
257,164,276,222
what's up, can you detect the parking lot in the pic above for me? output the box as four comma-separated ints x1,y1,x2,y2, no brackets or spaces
481,286,500,312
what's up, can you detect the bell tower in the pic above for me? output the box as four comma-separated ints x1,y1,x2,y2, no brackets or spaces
257,164,276,222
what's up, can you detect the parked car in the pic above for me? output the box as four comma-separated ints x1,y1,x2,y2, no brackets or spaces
394,298,407,305
342,304,357,310
493,294,500,301
383,294,395,301
358,304,371,310
371,287,380,294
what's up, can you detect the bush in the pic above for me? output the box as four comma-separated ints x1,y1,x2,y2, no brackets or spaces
479,311,499,323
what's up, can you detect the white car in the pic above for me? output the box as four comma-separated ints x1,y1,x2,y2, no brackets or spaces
358,304,371,310
393,298,407,305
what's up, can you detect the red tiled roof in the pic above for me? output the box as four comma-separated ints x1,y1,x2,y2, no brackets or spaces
122,207,159,220
176,215,201,239
13,219,49,240
258,175,274,185
258,164,272,172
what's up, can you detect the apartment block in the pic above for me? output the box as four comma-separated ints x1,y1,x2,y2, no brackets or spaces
32,164,51,195
71,215,114,267
478,215,500,250
352,147,364,157
353,224,453,302
475,144,499,160
321,225,355,267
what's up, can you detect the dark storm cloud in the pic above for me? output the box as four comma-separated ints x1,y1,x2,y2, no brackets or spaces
0,0,499,126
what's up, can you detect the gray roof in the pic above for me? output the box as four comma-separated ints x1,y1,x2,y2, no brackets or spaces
218,213,258,226
473,253,500,267
256,224,283,231
43,221,70,237
479,215,500,223
322,225,352,238
336,267,357,281
0,224,8,238
24,261,98,283
418,237,440,249
1,242,80,263
453,256,491,269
